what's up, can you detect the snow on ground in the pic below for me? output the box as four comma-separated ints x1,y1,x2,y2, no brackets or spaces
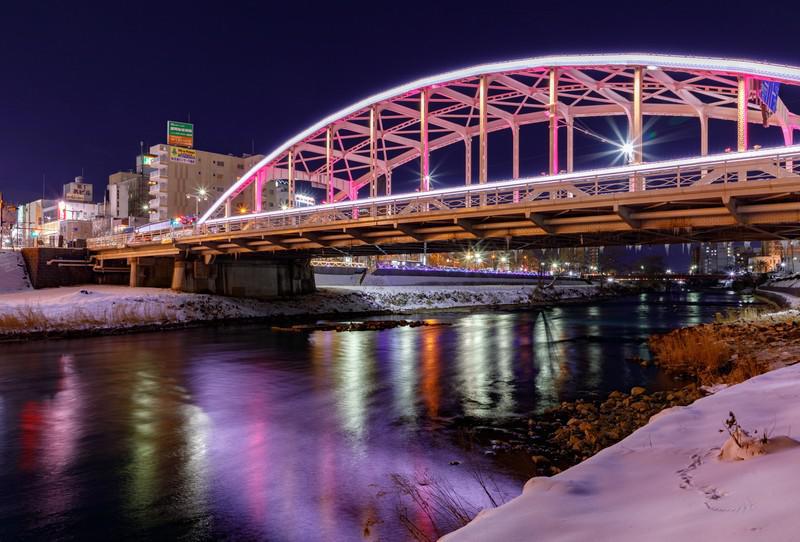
0,283,603,337
443,363,800,542
0,251,31,293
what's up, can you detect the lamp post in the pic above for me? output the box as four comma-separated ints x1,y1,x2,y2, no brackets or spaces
186,187,208,217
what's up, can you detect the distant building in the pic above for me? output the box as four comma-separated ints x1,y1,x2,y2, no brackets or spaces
63,176,93,203
107,171,148,219
146,144,264,222
262,179,316,211
699,242,734,274
14,179,104,247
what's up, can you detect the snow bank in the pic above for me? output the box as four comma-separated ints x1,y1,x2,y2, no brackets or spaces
443,364,800,542
0,283,605,338
0,251,31,292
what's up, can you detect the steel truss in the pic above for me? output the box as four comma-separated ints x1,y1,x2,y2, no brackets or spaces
199,54,800,224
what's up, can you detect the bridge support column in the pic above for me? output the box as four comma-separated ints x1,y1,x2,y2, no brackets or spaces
420,88,430,192
171,256,186,291
566,118,574,173
699,113,709,178
464,136,473,208
737,76,749,153
370,106,378,198
782,125,794,172
512,123,520,203
288,149,295,208
548,68,559,176
737,76,750,183
464,136,472,185
254,169,264,212
326,126,334,203
629,66,644,192
128,258,140,288
478,75,488,206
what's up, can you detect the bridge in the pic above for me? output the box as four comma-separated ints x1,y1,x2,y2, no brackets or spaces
88,53,800,297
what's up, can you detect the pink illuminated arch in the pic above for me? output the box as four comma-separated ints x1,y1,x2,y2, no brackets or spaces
199,53,800,224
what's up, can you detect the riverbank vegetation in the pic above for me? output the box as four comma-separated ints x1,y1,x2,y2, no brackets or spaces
648,307,800,385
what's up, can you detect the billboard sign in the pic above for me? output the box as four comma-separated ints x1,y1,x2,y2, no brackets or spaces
169,146,197,165
759,80,781,113
167,121,194,148
63,181,93,203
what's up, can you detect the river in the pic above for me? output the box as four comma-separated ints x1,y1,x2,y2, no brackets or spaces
0,290,762,541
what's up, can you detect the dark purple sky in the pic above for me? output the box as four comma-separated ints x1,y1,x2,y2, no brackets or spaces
1,0,796,208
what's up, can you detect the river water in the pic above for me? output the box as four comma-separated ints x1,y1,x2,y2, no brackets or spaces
0,290,760,541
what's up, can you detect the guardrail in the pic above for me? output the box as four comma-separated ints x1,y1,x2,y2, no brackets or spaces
87,146,800,251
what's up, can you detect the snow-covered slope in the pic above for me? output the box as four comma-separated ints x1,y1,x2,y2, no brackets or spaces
443,364,800,542
0,284,605,337
0,251,31,292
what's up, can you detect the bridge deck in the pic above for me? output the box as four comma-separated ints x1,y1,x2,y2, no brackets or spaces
91,147,800,260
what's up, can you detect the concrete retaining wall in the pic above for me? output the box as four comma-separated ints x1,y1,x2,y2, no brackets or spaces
181,255,316,298
21,248,94,289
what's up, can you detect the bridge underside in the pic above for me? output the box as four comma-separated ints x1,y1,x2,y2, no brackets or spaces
94,177,800,261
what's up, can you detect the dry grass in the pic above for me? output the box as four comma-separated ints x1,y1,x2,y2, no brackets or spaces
0,305,49,330
649,325,732,380
713,306,772,324
0,302,179,334
649,324,769,385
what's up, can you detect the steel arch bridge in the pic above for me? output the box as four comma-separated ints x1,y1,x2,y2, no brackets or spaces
200,53,800,224
90,53,800,261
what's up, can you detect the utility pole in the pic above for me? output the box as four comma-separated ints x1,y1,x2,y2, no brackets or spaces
139,141,145,218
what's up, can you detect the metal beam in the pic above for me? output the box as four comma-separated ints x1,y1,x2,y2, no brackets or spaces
529,212,554,233
464,136,472,185
287,148,295,208
369,106,378,198
325,126,334,203
631,66,643,164
549,68,559,175
420,88,430,192
614,204,641,229
479,75,489,184
737,76,749,152
454,218,484,238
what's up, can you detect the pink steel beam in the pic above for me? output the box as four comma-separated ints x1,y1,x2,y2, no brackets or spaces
549,68,559,175
199,54,800,224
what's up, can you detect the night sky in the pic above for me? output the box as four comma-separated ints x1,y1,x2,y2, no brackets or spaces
2,0,797,259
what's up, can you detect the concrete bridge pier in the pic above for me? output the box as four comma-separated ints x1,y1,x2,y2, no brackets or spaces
128,258,139,288
171,257,186,291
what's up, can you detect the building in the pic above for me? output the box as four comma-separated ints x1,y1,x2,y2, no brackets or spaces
63,177,93,203
13,178,104,247
698,242,735,274
262,179,316,211
146,144,264,222
107,171,148,219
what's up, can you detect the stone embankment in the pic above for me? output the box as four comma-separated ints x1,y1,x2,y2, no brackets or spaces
472,384,703,476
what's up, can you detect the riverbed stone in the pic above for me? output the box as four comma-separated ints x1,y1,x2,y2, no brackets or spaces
630,386,646,397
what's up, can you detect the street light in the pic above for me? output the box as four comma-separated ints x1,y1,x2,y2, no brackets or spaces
186,187,209,216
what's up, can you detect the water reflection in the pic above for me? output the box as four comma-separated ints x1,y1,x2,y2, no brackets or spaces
0,291,759,541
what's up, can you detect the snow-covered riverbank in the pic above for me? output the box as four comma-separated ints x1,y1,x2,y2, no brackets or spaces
0,283,608,340
443,362,800,542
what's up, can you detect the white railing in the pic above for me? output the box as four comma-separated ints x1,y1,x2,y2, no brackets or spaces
87,146,800,251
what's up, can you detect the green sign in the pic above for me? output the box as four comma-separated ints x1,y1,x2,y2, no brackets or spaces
167,121,194,148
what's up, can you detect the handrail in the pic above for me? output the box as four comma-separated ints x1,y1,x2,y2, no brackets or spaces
87,146,800,251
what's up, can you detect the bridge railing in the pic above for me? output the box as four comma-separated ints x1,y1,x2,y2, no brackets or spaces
87,146,800,250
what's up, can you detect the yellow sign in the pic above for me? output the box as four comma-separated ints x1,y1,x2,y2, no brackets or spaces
169,146,197,164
